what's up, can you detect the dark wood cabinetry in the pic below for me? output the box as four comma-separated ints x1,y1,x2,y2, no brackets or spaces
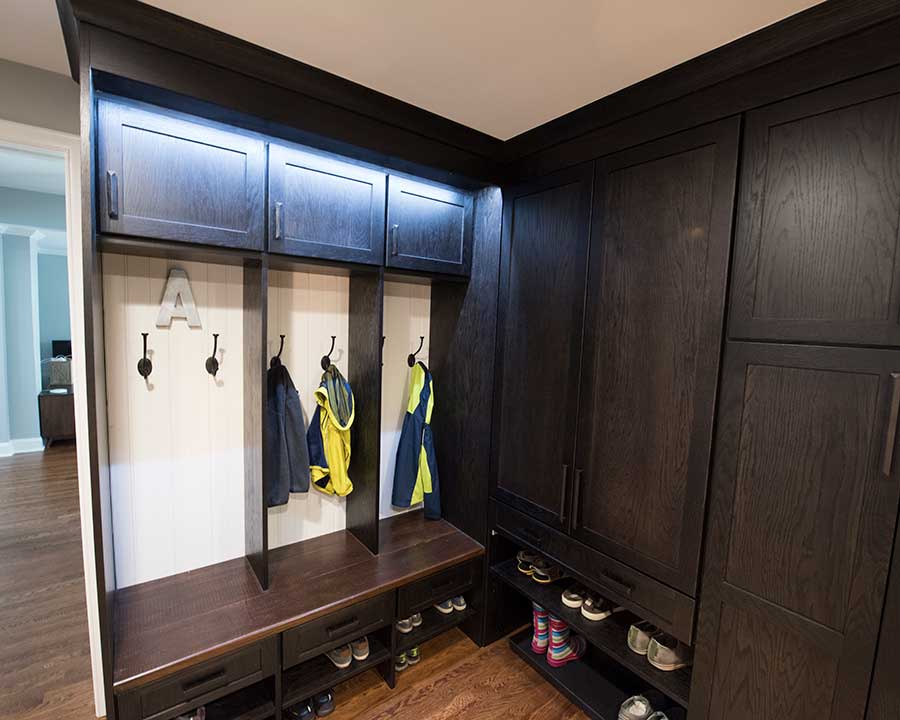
691,343,900,720
729,66,900,346
38,390,75,447
572,119,739,595
97,100,266,250
268,144,386,264
386,176,473,276
491,164,593,530
867,513,900,720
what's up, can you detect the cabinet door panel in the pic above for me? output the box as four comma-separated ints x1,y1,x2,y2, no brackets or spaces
730,66,900,345
268,144,385,264
572,120,739,594
386,177,473,276
97,100,265,250
691,343,900,720
491,164,593,529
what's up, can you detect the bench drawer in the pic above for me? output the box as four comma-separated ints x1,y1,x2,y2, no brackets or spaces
116,637,277,720
397,560,476,618
282,592,393,670
492,500,696,643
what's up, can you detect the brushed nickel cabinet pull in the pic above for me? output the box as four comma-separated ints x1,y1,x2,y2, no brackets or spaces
883,372,900,476
390,224,399,255
106,170,119,218
274,201,284,240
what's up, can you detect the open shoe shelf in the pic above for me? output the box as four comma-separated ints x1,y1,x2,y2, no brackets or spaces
205,681,275,720
492,558,691,707
281,634,391,708
395,605,477,654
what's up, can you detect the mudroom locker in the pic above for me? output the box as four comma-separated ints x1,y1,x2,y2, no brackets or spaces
58,1,900,719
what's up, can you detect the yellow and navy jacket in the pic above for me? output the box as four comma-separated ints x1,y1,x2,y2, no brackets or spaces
391,362,440,520
306,365,354,497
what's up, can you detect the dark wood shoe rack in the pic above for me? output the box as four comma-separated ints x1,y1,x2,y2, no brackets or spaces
492,558,691,719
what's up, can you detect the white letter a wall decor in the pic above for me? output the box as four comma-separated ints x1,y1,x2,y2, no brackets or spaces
156,268,202,328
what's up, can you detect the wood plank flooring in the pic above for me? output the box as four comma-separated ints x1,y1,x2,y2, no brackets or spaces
0,443,96,720
327,628,588,720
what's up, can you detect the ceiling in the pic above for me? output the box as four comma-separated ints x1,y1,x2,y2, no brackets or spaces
0,0,822,140
0,146,66,196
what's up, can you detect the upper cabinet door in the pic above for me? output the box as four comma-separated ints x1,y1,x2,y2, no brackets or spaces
268,144,386,265
386,177,473,276
571,120,740,595
730,67,900,345
690,343,900,720
491,164,593,530
97,100,265,250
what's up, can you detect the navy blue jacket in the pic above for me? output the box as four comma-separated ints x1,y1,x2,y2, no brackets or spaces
265,363,310,506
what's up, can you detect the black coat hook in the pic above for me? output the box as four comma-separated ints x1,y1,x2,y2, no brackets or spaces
320,335,336,371
407,336,425,367
206,333,220,377
137,332,152,378
270,334,285,369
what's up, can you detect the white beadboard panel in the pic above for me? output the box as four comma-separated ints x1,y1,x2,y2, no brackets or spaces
380,281,431,519
266,269,349,549
102,254,245,588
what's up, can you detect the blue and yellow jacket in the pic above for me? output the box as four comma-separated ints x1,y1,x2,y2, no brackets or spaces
307,365,354,497
391,362,440,520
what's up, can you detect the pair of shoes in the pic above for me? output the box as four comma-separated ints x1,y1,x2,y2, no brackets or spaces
325,637,370,669
517,549,570,584
434,595,466,614
531,603,586,667
517,549,541,575
627,622,692,671
618,694,685,720
395,613,423,633
394,646,420,672
561,584,623,622
286,689,334,719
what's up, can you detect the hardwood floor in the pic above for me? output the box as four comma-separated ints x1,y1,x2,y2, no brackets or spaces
327,628,588,720
0,443,96,720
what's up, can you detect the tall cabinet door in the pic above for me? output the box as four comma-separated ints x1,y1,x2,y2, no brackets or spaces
570,119,739,594
691,343,900,720
491,164,593,530
268,144,386,265
97,100,266,250
729,66,900,346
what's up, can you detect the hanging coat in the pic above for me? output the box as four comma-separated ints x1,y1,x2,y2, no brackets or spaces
265,363,310,507
392,362,441,520
307,365,355,497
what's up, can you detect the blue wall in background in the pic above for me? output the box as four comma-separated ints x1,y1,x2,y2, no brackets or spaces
38,253,70,388
2,234,39,440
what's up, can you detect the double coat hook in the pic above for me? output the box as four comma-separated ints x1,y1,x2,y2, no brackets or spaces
407,336,425,367
206,334,220,377
137,333,152,378
321,335,336,371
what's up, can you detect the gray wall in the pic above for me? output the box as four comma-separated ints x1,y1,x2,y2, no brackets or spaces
38,253,70,388
0,58,79,136
2,234,39,440
0,187,66,230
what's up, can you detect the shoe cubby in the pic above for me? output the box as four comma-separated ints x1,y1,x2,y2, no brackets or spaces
205,680,277,720
491,558,692,709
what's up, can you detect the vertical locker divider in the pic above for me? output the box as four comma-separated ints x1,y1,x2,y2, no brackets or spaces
244,257,269,588
346,268,385,554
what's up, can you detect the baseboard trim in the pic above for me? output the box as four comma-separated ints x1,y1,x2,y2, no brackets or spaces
5,437,45,455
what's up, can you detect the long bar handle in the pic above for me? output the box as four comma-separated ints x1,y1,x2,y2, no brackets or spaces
390,224,399,256
571,468,583,529
274,201,284,241
106,170,119,218
883,372,900,476
559,464,569,524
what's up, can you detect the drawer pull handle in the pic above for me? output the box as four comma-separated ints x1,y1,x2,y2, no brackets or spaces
182,668,226,695
572,469,583,530
326,616,360,637
518,528,543,547
274,201,284,241
598,570,634,598
431,578,456,596
390,224,399,256
559,464,569,525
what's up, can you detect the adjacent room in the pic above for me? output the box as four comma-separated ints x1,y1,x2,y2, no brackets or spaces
2,2,900,720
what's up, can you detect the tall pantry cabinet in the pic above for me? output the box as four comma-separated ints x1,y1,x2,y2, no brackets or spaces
492,117,740,625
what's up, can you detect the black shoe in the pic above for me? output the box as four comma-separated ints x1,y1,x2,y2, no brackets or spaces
314,689,335,717
285,700,315,720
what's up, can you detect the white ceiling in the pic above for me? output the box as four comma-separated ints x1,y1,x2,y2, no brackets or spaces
0,0,822,140
0,146,66,195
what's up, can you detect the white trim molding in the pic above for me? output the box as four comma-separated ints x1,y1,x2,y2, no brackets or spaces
0,118,104,717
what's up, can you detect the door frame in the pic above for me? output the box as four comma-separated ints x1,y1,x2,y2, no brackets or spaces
0,117,103,717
